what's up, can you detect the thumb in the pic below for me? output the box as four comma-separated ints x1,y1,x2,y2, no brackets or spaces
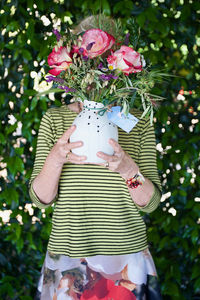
60,125,76,142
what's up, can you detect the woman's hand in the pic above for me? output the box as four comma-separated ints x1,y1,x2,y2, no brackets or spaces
32,125,86,204
49,125,87,167
96,139,138,180
97,139,155,207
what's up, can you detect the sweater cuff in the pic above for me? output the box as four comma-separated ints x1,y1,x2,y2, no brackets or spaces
135,184,161,213
29,182,57,209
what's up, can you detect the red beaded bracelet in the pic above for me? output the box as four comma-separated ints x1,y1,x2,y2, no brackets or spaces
126,171,145,189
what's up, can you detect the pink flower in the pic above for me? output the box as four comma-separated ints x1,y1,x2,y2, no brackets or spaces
107,46,143,75
47,46,72,76
80,29,115,58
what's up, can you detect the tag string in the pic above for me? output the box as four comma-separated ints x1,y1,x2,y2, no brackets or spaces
83,99,113,116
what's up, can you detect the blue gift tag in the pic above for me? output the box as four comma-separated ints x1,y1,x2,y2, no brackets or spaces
107,106,139,133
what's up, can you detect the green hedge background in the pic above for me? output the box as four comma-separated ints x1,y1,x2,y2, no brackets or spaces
0,0,200,299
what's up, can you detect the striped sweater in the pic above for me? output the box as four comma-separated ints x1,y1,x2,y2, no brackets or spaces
29,105,161,258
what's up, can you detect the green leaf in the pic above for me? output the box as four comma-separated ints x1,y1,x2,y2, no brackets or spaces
37,88,65,96
36,0,44,11
30,96,39,110
6,123,18,135
16,237,24,253
6,156,24,175
0,188,19,204
27,0,34,9
15,147,24,155
192,264,200,279
0,282,14,297
6,21,19,31
22,49,32,61
164,282,180,296
0,54,3,66
16,224,22,239
102,0,111,15
137,14,145,27
24,89,37,96
0,133,6,144
194,277,200,292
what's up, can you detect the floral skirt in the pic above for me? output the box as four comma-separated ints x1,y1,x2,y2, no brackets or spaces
35,249,162,300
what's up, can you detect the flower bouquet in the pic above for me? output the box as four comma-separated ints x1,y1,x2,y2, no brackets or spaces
44,15,165,122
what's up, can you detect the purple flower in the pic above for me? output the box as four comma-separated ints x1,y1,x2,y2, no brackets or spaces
124,33,130,46
86,41,95,51
58,85,76,93
78,48,89,60
82,55,89,61
99,74,118,81
98,63,103,70
78,48,84,54
45,75,55,82
53,29,61,41
46,76,65,84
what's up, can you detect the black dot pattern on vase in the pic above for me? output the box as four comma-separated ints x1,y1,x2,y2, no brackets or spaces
97,130,99,132
88,123,90,125
88,116,91,119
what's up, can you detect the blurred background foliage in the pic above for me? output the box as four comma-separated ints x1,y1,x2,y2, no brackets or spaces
0,0,200,299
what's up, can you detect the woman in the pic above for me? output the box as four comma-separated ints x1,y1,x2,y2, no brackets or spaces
29,99,162,300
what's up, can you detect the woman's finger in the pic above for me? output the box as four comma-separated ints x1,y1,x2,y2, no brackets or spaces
96,151,119,162
59,125,77,143
66,141,84,151
68,152,87,162
109,139,123,154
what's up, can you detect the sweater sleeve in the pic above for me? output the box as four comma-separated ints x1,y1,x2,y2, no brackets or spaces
29,111,57,209
136,118,162,213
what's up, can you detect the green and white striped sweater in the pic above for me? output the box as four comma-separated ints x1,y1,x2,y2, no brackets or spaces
29,105,161,258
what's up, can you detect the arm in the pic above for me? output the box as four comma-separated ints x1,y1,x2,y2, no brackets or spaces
97,119,161,213
29,112,86,208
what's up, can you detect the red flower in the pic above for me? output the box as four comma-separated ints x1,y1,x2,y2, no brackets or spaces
47,46,72,76
80,29,115,58
80,278,136,300
107,46,143,75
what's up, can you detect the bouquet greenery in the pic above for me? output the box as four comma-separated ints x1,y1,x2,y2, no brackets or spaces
43,15,166,122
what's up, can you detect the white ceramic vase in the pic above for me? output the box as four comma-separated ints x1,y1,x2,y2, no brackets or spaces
70,100,118,163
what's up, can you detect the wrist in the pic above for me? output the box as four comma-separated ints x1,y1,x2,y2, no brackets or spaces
120,165,138,181
126,170,145,189
46,153,65,169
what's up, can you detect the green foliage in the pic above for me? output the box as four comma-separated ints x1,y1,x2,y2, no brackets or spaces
0,0,200,299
